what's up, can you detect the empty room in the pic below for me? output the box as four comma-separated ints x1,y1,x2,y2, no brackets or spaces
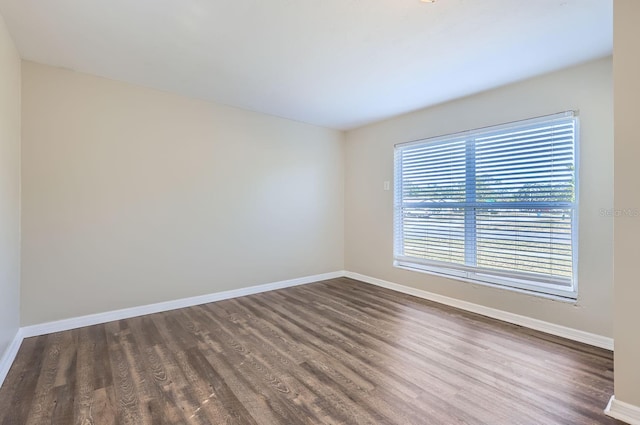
0,0,638,424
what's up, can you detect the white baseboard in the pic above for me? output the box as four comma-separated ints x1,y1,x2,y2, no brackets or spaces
21,271,344,338
3,269,613,391
0,328,24,388
344,271,614,351
606,396,640,424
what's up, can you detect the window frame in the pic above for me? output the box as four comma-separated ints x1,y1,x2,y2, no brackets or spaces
393,112,579,300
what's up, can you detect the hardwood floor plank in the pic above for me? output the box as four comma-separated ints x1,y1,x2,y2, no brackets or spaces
91,325,113,392
105,321,149,425
0,278,623,424
91,387,116,425
24,332,67,425
74,326,98,425
0,336,48,425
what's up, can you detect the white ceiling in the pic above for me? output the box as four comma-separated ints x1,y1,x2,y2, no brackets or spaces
0,0,612,130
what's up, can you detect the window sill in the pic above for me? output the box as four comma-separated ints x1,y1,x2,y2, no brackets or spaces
394,263,578,304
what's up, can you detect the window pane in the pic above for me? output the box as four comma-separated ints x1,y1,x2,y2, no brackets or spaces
402,207,465,264
475,122,575,203
400,139,467,203
476,208,573,285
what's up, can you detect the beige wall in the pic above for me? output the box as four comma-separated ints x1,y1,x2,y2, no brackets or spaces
21,61,344,326
0,15,21,356
613,0,640,408
345,58,613,337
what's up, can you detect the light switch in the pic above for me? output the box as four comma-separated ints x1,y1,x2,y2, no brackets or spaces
383,181,390,191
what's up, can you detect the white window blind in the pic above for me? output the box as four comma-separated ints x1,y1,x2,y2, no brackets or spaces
394,112,578,299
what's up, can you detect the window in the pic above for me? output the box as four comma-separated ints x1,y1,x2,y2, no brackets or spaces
394,112,578,299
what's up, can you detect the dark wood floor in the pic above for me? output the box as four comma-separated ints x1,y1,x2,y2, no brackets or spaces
0,278,621,424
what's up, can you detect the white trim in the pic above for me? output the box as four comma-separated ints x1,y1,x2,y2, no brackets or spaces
0,328,24,388
605,396,640,425
21,271,344,338
344,271,613,351
2,268,613,391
